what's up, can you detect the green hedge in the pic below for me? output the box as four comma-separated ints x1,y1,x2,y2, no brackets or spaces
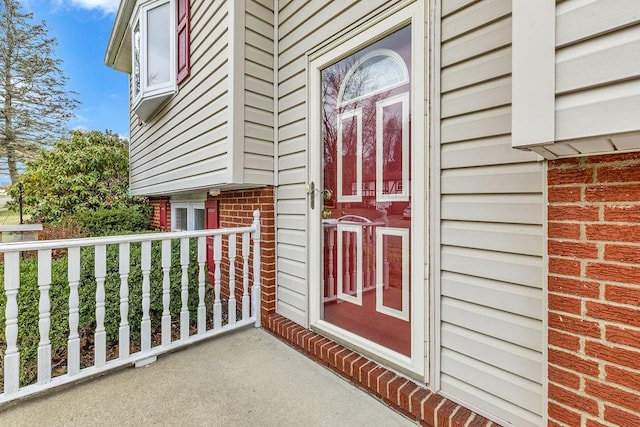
0,239,205,386
69,206,152,236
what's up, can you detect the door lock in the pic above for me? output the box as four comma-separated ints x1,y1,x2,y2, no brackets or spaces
322,189,332,201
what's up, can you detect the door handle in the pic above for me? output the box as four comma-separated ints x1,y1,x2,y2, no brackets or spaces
307,181,316,210
308,182,333,209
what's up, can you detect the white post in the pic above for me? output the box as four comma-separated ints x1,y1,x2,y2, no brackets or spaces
161,239,172,346
251,210,261,328
180,237,190,340
228,234,237,325
197,236,206,334
67,247,81,375
242,232,250,321
141,241,152,352
213,235,222,330
95,244,107,367
4,252,20,395
118,242,130,359
37,249,52,385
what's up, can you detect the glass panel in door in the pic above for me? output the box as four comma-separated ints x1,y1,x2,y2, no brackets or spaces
320,26,412,356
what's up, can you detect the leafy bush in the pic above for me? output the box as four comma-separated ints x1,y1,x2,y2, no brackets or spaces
71,206,152,236
7,130,149,226
0,238,205,386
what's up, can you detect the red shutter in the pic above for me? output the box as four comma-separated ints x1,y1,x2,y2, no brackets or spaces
205,199,220,285
159,201,168,231
176,0,191,84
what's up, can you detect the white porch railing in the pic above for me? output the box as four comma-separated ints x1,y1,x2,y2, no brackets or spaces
0,210,261,404
322,217,386,303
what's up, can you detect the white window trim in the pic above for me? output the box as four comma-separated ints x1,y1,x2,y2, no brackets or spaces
376,92,410,202
307,2,427,380
171,201,205,231
130,0,177,121
336,108,363,203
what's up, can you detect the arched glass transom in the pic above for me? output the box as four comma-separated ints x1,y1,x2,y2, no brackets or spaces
337,49,409,106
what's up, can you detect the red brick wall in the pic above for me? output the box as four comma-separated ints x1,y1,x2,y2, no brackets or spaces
147,188,275,323
214,187,276,323
548,152,640,426
149,197,170,231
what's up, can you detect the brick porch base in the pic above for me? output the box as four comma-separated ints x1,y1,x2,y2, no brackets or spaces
266,314,501,427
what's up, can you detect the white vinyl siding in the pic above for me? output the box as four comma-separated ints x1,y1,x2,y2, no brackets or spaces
128,0,275,196
439,1,545,427
555,0,640,141
512,0,640,157
275,0,398,326
244,0,275,184
129,0,230,195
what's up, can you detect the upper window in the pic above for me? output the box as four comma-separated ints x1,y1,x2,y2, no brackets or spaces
131,0,191,121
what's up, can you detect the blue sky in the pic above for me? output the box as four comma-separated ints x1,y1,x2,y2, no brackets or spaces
18,0,129,138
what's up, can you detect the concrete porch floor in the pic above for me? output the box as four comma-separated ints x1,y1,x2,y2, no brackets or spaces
0,328,414,426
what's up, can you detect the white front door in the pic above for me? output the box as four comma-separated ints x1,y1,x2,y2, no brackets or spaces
309,5,426,377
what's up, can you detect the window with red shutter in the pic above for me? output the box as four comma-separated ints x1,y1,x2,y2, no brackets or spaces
159,200,168,231
204,200,220,285
176,0,190,84
130,0,177,121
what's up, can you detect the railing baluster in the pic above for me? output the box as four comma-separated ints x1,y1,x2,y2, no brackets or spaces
383,234,389,290
242,232,250,321
228,234,237,325
252,210,261,327
352,231,357,292
95,245,107,367
344,232,351,294
161,239,171,346
328,227,335,300
180,237,189,340
365,226,371,289
4,252,21,395
37,249,52,385
370,227,376,290
68,247,81,375
0,217,262,403
213,235,222,330
119,243,130,359
141,241,152,352
197,236,206,334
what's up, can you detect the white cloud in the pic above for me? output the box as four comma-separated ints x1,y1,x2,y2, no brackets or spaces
18,0,119,17
54,0,119,14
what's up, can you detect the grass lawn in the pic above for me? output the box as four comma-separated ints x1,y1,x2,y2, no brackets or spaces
0,206,28,225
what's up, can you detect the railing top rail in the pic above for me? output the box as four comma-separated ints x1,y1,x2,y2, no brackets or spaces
0,226,256,253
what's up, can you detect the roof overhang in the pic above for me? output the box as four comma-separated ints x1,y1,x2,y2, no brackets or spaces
105,0,135,73
525,132,640,160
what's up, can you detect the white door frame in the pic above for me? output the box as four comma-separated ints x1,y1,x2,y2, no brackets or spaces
307,2,427,379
